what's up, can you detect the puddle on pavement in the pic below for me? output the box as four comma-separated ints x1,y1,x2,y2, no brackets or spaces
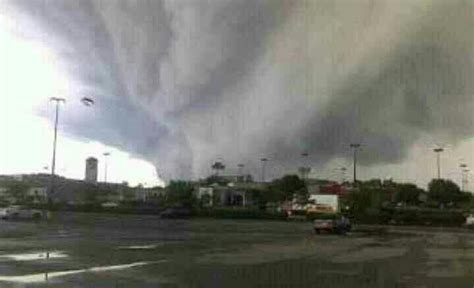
117,240,184,250
331,247,407,263
0,260,167,284
0,251,68,261
118,244,163,250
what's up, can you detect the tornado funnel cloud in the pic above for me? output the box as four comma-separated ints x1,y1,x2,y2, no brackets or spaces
3,0,474,180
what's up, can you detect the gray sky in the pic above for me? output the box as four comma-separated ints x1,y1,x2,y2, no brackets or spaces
1,0,473,188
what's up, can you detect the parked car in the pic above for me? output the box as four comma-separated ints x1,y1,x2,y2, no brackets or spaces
0,206,43,220
314,215,351,235
159,207,191,219
465,214,474,228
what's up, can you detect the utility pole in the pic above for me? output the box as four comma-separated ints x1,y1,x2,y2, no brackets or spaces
350,143,361,185
433,148,444,179
260,158,268,183
49,97,66,205
103,152,111,183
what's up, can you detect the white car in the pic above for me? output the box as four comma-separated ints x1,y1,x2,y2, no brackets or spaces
313,216,351,235
0,206,43,220
465,214,474,227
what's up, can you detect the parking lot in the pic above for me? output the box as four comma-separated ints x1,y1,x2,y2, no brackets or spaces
0,213,472,287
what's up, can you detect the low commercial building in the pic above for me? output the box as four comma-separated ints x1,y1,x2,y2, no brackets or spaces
195,181,264,207
306,179,349,197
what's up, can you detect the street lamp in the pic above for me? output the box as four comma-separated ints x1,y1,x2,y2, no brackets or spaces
350,143,361,185
81,97,94,106
462,169,470,192
48,97,94,204
48,97,66,204
460,164,468,191
103,152,111,183
433,148,444,179
340,167,347,183
260,158,268,183
237,164,245,177
300,152,309,182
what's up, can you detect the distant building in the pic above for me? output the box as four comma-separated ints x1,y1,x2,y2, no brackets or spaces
216,175,253,183
306,179,349,197
135,187,166,202
85,157,98,183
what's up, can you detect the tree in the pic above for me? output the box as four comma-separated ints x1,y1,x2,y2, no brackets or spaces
211,162,225,176
120,186,136,203
394,183,423,206
5,181,30,203
269,175,307,203
298,167,311,180
428,179,464,206
205,175,229,186
199,193,212,208
249,188,268,210
166,181,196,208
345,187,386,218
82,184,99,204
362,179,383,188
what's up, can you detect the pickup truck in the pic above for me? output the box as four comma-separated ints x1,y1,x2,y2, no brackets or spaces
313,216,351,235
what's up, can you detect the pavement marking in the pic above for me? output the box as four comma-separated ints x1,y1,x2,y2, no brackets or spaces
0,260,168,284
118,244,163,250
0,251,68,261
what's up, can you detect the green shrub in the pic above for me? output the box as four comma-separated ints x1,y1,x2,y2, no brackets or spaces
352,208,392,224
196,208,287,220
390,208,465,226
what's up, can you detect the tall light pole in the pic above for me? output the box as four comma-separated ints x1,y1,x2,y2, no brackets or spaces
260,158,268,183
237,163,245,175
103,152,111,183
340,167,347,184
433,148,444,179
48,97,66,204
350,143,361,185
48,97,94,204
301,152,309,182
460,164,468,191
462,169,470,192
237,163,245,180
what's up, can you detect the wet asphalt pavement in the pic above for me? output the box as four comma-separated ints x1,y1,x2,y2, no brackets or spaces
0,212,472,287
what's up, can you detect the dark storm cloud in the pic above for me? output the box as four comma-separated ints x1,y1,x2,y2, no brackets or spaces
260,12,474,178
4,0,474,180
296,9,474,166
163,1,290,117
6,0,185,176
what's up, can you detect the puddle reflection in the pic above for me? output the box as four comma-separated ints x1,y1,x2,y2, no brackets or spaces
0,251,68,261
0,260,167,283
